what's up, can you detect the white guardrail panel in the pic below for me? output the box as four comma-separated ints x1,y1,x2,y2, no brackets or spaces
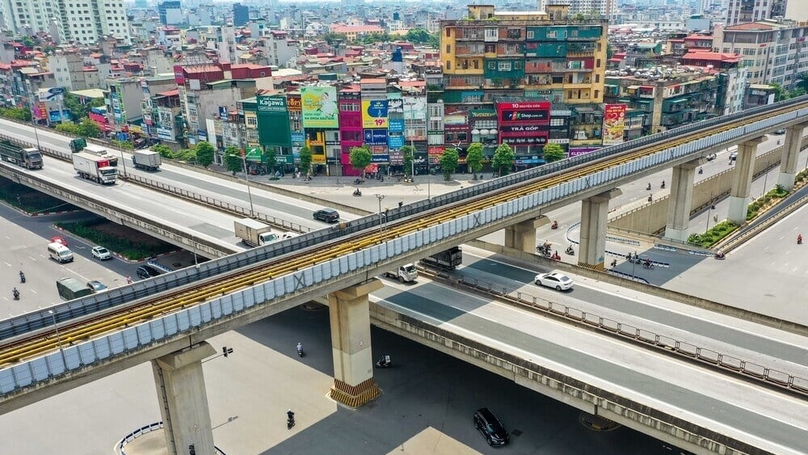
0,110,804,392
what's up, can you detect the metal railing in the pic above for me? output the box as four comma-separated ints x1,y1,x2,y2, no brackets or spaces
116,421,226,455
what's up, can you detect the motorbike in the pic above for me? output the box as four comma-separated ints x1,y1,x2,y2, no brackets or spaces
375,354,392,368
536,245,552,257
353,188,362,197
698,167,704,175
642,261,655,270
296,343,304,357
287,411,295,429
565,246,575,255
714,252,726,260
19,271,25,284
550,220,558,230
12,288,19,300
646,183,651,191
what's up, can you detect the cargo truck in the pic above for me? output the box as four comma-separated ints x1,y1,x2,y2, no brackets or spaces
82,143,118,166
73,152,118,184
56,277,93,301
132,149,161,171
384,263,418,283
234,218,280,247
420,246,462,271
0,139,42,169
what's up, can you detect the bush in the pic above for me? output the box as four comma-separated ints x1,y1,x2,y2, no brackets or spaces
688,221,738,248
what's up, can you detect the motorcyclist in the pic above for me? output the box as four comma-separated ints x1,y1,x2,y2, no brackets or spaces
715,251,725,259
551,220,558,229
287,409,295,428
551,251,561,260
660,180,665,189
798,234,803,244
19,271,25,283
646,182,651,191
296,342,303,354
644,258,652,268
12,287,19,300
565,245,574,255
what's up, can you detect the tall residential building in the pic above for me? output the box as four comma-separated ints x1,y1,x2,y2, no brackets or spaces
725,0,789,26
440,4,608,156
158,0,182,26
540,0,617,18
1,0,130,44
233,3,249,27
714,20,808,88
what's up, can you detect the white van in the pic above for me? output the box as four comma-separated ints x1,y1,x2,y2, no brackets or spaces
48,242,74,263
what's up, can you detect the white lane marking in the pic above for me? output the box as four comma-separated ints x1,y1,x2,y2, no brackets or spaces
3,262,10,267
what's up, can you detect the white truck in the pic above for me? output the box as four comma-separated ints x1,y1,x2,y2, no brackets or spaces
234,218,280,247
384,263,418,283
132,150,162,171
73,152,118,184
82,144,118,166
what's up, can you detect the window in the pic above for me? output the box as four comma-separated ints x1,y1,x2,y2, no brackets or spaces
446,44,451,54
446,61,451,70
498,61,512,71
246,117,257,126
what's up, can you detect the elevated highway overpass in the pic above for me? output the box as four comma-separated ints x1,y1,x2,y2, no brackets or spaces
2,97,808,454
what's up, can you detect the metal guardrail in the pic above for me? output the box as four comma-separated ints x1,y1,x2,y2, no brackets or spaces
123,173,311,233
430,269,808,398
116,421,226,455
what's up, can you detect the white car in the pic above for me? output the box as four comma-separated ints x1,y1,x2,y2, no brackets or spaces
534,271,574,291
91,246,112,260
280,232,298,240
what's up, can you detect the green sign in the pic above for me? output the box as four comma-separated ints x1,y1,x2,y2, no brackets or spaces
257,95,287,113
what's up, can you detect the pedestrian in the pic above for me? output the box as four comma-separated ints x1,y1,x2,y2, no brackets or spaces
398,201,403,208
126,275,133,284
610,259,617,268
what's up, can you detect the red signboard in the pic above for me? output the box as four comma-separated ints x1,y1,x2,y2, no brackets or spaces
173,65,186,85
497,101,551,125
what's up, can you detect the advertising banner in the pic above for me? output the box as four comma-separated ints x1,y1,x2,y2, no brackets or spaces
301,86,338,128
497,101,551,124
388,118,405,133
602,104,627,145
364,129,388,144
388,98,403,114
257,94,287,113
499,124,549,137
362,100,389,128
388,135,404,149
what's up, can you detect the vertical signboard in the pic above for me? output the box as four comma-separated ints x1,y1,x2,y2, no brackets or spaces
362,100,389,128
301,86,338,128
602,104,627,145
257,94,291,148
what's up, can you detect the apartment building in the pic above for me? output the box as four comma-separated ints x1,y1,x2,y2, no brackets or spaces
440,4,608,156
713,19,808,88
1,0,130,44
725,0,789,26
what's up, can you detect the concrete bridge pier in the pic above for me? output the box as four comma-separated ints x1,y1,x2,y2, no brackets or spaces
664,161,700,242
152,342,217,455
328,279,384,407
777,122,808,191
728,137,765,225
504,216,549,253
579,188,622,270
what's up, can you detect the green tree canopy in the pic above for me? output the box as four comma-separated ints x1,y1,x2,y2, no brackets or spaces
400,145,415,177
359,32,392,44
0,107,31,122
62,93,105,120
405,28,432,44
439,148,459,181
196,141,216,167
76,118,101,138
264,147,277,173
55,122,80,135
542,143,566,163
492,143,515,177
224,146,242,175
299,146,312,176
465,142,484,179
321,32,348,46
349,145,372,176
151,144,173,158
112,139,133,150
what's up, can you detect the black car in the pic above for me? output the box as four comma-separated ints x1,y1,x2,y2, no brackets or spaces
136,264,165,279
473,408,509,447
313,208,340,223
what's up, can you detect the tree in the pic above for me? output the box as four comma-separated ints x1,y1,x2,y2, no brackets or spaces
771,83,790,102
76,118,101,138
321,32,348,46
439,148,459,181
542,143,566,163
152,144,173,158
0,107,31,121
264,147,277,175
400,145,415,177
349,145,372,177
465,142,484,180
112,140,133,150
796,73,808,92
298,146,312,176
62,93,105,120
224,147,243,176
195,141,215,167
55,122,80,135
491,143,515,177
405,28,432,44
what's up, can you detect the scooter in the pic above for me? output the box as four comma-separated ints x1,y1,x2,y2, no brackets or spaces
19,271,25,284
12,288,19,300
287,411,295,429
550,220,558,230
643,261,655,270
565,246,575,255
714,252,726,260
353,188,362,197
646,183,651,191
296,343,304,357
375,354,392,368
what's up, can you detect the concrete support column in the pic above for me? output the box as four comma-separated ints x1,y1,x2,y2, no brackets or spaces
777,123,808,191
152,342,217,455
328,279,384,407
728,137,764,225
579,188,622,270
504,216,549,253
664,162,698,242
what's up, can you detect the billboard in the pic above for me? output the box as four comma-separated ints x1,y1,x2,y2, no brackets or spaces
497,101,551,124
257,94,287,113
362,100,389,128
301,86,338,128
602,104,627,145
364,129,388,144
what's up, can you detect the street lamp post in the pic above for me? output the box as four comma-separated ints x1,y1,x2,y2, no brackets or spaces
191,234,199,268
241,153,255,217
705,191,714,234
48,310,66,365
25,81,42,150
375,194,385,232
